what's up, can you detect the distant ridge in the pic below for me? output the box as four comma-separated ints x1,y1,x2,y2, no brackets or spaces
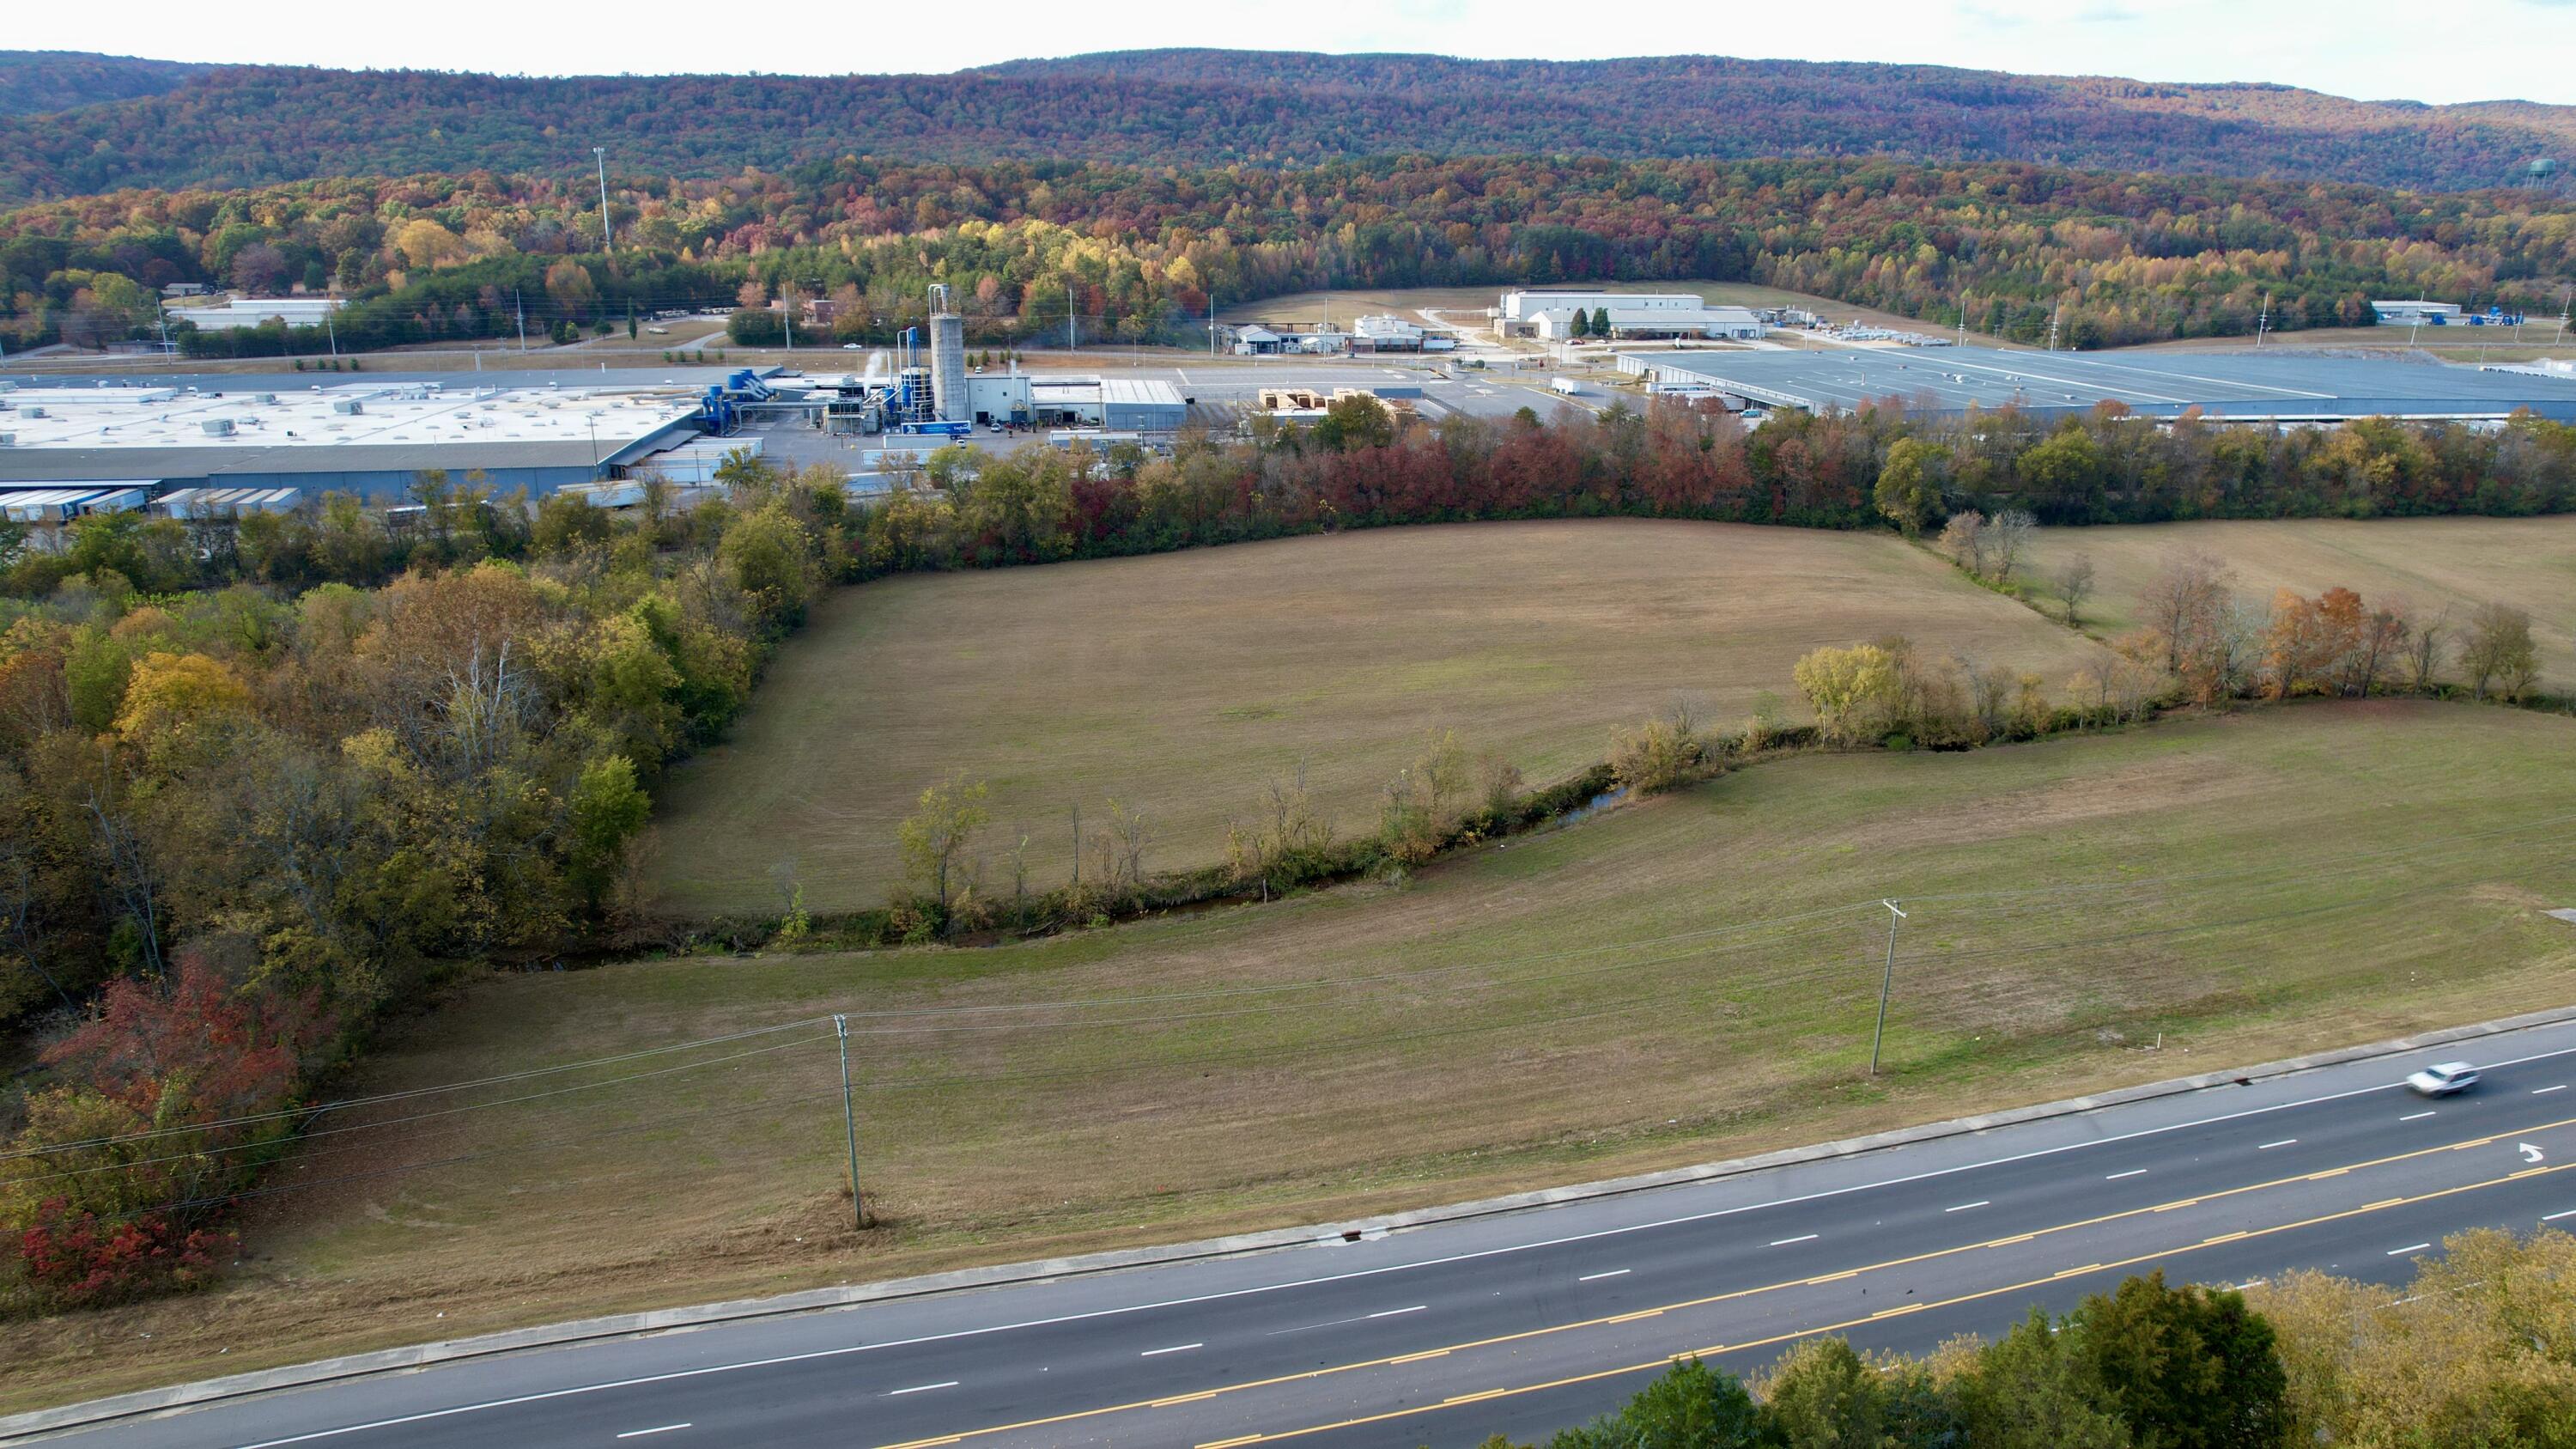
0,50,203,117
0,47,2567,200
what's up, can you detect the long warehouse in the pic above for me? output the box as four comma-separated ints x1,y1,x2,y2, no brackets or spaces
0,374,720,498
1617,346,2576,423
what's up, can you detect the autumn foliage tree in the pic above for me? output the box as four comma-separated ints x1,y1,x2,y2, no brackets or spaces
3,953,329,1306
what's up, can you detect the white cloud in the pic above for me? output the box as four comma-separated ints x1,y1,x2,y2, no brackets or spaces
13,0,2576,106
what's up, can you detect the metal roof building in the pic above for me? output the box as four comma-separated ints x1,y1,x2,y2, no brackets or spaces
1613,347,2576,423
1026,378,1188,433
0,380,708,497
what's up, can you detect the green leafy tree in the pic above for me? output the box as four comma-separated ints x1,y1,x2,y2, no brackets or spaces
1555,1358,1765,1448
566,754,650,912
2067,1273,2289,1449
1793,643,1901,745
1958,1309,2133,1449
897,772,988,921
1312,393,1395,452
1760,1337,1892,1447
1874,437,1942,536
1592,305,1612,337
717,499,817,637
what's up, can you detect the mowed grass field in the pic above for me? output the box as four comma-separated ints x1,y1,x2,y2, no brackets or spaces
648,520,2113,915
23,700,2576,1408
2023,515,2576,686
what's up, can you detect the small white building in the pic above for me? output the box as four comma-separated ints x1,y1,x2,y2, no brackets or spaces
1352,314,1425,351
167,297,348,332
2371,301,2464,326
1499,290,1766,341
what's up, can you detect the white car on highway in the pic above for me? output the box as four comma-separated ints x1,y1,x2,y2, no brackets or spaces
2407,1062,2481,1096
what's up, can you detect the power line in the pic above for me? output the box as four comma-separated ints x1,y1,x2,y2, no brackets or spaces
20,805,2566,1162
0,1019,830,1162
0,1031,835,1190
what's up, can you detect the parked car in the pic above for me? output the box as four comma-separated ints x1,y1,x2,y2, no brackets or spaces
2407,1062,2482,1096
842,343,862,350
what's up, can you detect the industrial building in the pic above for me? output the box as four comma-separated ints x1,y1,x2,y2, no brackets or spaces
1613,346,2576,423
167,297,346,332
0,378,709,497
2366,300,2527,327
1026,378,1188,432
1496,290,1767,341
1231,323,1349,356
1352,315,1425,351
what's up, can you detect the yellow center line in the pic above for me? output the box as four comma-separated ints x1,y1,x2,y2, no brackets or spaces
872,1117,2576,1449
1224,1161,2576,1448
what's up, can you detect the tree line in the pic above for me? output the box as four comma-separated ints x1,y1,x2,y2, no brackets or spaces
841,397,2576,590
1490,1230,2576,1448
9,150,2576,355
0,464,855,1309
1,51,2568,198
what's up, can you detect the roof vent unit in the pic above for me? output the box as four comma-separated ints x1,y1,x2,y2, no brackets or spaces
252,393,277,405
0,434,14,447
331,399,364,415
20,406,42,419
201,417,236,436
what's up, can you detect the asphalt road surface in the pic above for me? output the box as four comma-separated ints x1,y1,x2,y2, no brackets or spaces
45,1017,2576,1449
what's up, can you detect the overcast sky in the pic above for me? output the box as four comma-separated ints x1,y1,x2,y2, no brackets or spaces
26,0,2576,107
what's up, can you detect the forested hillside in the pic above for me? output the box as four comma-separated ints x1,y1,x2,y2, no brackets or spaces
8,155,2573,357
0,52,200,118
0,49,2570,200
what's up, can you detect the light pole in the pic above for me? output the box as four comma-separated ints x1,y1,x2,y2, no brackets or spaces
1868,899,1908,1077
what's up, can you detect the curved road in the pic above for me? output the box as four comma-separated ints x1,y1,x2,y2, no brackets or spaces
35,1017,2576,1449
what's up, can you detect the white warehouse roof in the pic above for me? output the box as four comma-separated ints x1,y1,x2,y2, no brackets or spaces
0,381,706,484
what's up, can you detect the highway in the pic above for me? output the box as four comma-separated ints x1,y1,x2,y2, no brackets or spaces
39,1015,2576,1449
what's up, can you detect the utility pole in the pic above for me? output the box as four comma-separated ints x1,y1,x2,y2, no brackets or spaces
2255,291,2270,349
1868,899,1907,1077
594,147,613,253
832,1015,865,1231
325,305,337,359
1067,290,1077,355
515,289,528,353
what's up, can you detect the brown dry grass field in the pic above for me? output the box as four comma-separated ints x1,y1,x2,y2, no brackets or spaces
2022,515,2576,687
647,520,2114,916
17,700,2576,1409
